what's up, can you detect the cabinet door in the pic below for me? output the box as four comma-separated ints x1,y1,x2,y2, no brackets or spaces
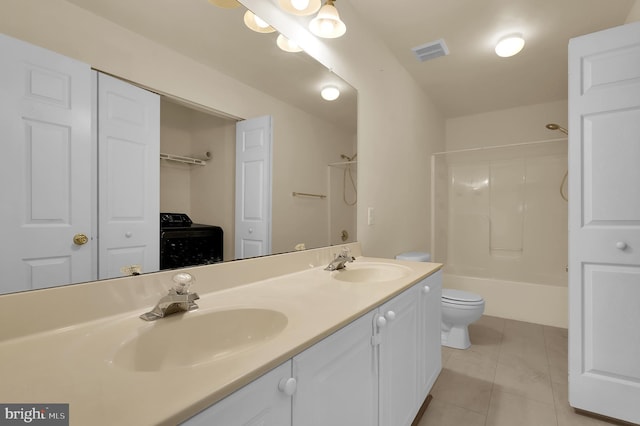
379,285,420,426
418,271,442,399
181,361,292,426
293,311,378,426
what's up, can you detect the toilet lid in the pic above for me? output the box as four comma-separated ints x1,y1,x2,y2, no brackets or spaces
442,289,483,304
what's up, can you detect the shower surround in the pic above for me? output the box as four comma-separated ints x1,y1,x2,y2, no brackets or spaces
432,140,568,327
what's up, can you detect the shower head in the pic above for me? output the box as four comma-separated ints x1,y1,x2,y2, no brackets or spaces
545,123,568,135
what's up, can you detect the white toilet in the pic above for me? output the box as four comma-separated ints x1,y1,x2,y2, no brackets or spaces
441,289,485,349
395,251,485,350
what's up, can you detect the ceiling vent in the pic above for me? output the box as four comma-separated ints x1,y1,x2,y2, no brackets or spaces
411,39,449,62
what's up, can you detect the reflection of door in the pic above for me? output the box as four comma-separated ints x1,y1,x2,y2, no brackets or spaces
96,72,160,278
568,22,640,424
235,115,272,259
0,34,93,293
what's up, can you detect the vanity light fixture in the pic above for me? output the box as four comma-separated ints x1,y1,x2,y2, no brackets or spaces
321,85,340,101
244,10,276,33
277,34,303,52
495,34,525,57
278,0,321,16
309,0,346,39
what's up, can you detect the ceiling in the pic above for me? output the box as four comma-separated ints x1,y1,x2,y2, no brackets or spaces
65,0,635,123
346,0,635,117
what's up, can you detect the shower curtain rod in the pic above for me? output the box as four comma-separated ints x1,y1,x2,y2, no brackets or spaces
432,137,567,156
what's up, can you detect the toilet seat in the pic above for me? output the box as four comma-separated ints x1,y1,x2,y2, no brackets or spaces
442,289,484,306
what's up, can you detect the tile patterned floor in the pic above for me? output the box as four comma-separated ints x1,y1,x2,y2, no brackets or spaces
418,316,627,426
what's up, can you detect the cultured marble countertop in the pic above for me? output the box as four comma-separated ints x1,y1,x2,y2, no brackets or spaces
0,251,441,425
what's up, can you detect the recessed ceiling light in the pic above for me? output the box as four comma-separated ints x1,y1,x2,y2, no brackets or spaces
321,85,340,101
495,34,525,57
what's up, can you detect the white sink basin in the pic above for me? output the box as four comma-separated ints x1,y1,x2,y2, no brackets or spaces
110,308,288,372
331,262,411,283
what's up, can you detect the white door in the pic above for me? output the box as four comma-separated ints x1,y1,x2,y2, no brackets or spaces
235,115,272,259
293,311,378,426
568,21,640,424
96,72,159,279
0,34,93,294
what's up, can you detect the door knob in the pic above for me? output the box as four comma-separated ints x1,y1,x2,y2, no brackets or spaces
423,285,431,294
376,316,387,328
385,310,396,321
73,233,88,245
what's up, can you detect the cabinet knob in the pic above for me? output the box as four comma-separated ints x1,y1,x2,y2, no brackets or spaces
376,316,387,328
278,377,297,396
385,311,396,321
616,241,628,250
423,285,431,294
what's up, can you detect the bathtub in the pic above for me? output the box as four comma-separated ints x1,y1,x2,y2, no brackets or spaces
443,273,568,328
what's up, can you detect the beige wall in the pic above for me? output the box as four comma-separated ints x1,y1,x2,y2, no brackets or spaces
626,0,640,22
0,0,354,258
301,2,448,259
446,99,568,151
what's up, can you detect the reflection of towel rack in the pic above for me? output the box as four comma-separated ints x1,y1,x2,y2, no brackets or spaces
292,192,326,199
160,153,206,166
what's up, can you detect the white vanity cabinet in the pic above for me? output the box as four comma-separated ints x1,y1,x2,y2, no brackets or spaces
378,283,421,426
182,270,442,426
377,271,442,426
181,361,293,426
292,310,378,426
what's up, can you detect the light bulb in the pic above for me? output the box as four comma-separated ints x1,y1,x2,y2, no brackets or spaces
291,0,309,11
309,2,346,38
243,10,276,33
278,0,320,16
254,15,269,29
320,20,335,34
277,34,303,53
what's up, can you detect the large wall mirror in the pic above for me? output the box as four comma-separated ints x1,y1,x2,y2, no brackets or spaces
0,0,357,295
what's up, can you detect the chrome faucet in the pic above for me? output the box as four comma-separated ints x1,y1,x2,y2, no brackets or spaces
140,272,199,321
325,248,355,271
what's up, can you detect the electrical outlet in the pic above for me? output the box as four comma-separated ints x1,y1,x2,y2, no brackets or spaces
368,207,375,225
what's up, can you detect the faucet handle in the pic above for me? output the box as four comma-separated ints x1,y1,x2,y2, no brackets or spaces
339,247,351,258
172,272,195,294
